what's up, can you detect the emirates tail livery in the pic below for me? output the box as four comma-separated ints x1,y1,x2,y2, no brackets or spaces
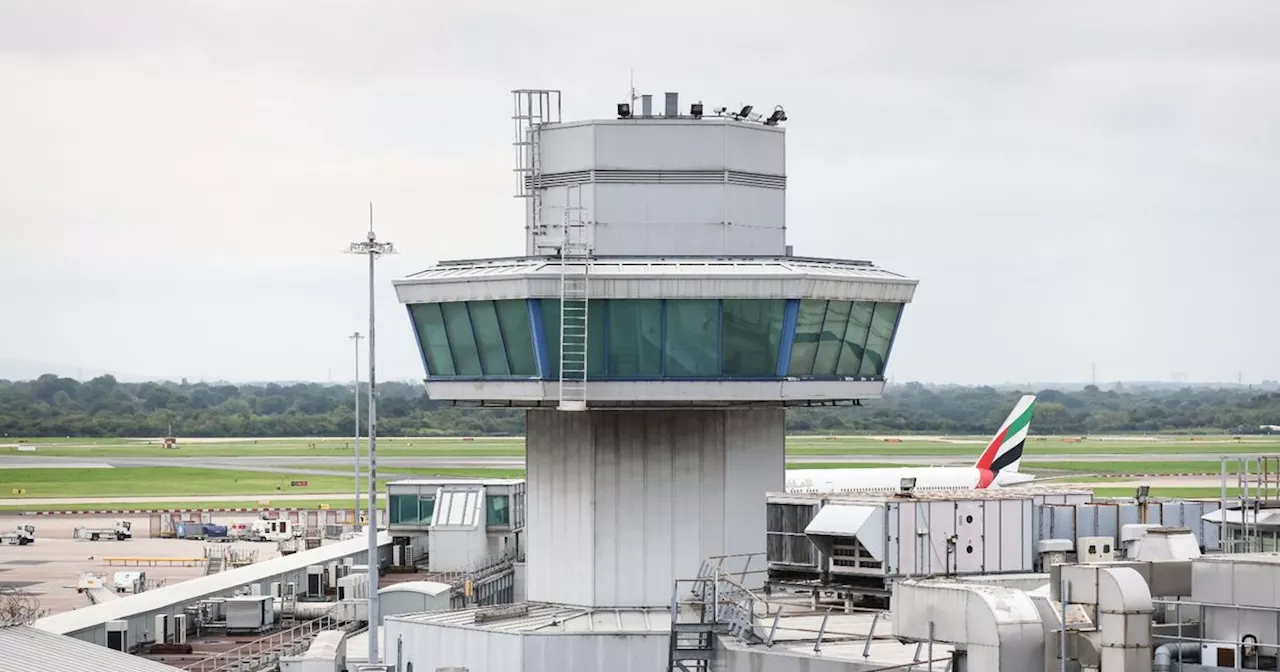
785,395,1038,494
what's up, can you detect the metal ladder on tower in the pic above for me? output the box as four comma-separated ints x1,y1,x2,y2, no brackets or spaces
511,89,561,247
558,206,590,411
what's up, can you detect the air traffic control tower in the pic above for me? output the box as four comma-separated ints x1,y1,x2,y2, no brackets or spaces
394,90,918,612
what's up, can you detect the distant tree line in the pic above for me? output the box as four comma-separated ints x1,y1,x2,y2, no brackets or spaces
0,374,1277,438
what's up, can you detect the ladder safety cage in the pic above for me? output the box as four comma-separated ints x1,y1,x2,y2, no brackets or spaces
558,202,591,411
511,89,562,244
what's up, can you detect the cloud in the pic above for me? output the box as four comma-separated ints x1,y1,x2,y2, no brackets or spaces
1,0,1276,385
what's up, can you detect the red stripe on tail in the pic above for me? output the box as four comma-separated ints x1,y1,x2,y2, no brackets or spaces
976,426,1009,471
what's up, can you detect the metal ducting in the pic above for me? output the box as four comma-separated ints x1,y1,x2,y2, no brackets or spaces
1153,642,1200,672
1056,564,1154,671
891,580,1045,672
1027,590,1096,671
1130,527,1202,562
803,503,884,559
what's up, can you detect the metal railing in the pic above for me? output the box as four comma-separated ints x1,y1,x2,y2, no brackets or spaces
181,606,352,672
422,548,520,589
671,552,903,665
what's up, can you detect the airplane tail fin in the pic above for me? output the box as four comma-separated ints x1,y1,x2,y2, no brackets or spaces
973,395,1036,474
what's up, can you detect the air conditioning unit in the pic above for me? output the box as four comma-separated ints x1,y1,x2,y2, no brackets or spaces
154,614,168,644
306,565,326,596
270,581,282,598
1037,538,1073,570
106,620,128,651
173,614,188,644
1078,536,1115,563
1202,643,1241,668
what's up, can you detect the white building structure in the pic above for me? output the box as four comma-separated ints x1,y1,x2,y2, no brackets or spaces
389,89,918,671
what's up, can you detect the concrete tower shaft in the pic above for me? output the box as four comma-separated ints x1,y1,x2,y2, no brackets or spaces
525,408,783,607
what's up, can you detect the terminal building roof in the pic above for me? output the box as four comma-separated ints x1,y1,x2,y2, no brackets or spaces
36,532,391,636
0,625,179,671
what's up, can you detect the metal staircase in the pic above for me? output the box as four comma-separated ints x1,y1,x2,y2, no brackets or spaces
558,206,590,411
668,554,772,672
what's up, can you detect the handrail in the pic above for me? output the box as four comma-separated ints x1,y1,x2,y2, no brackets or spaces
423,548,520,589
182,605,351,672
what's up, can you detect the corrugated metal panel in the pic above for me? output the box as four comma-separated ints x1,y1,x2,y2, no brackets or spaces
392,618,524,672
378,581,452,598
35,532,392,635
522,632,669,672
0,625,178,671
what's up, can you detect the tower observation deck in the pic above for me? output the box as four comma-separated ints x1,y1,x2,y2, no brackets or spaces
393,90,918,611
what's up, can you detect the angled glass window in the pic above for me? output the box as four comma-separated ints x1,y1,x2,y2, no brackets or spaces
419,495,435,525
440,302,483,376
390,494,421,526
859,302,902,378
538,299,605,380
787,300,828,376
589,301,605,378
664,299,720,376
495,300,537,376
539,299,561,379
467,301,510,376
485,495,510,526
723,299,786,377
409,303,455,376
812,301,852,376
607,299,663,376
836,301,876,376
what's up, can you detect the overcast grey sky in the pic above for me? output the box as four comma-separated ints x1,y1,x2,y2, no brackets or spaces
1,0,1276,386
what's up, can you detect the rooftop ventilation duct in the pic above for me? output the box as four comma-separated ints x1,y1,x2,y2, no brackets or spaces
641,94,652,117
1053,564,1154,671
664,92,678,117
893,580,1045,672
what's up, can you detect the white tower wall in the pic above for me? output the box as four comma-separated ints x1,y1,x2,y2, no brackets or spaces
527,119,787,257
524,408,784,607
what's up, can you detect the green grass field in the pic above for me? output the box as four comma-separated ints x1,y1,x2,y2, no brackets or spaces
1024,460,1246,475
0,498,357,513
3,434,1277,510
0,438,526,458
0,467,361,497
1092,487,1239,499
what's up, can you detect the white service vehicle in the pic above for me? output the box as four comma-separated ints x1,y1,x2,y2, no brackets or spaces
0,524,35,546
247,518,301,542
74,520,133,541
113,571,147,594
